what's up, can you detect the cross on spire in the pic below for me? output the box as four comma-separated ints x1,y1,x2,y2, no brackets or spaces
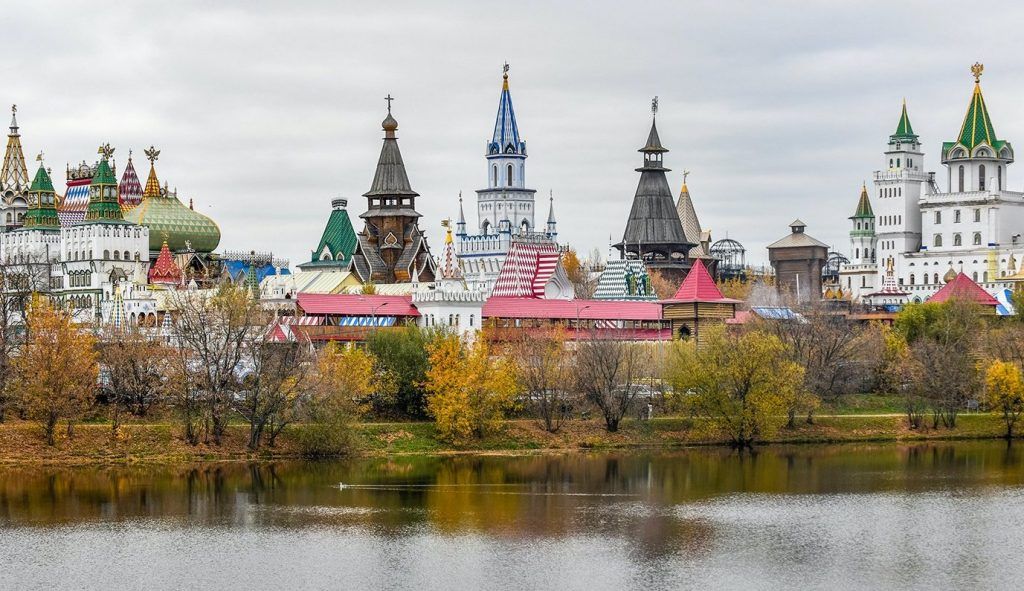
384,93,394,113
682,170,690,184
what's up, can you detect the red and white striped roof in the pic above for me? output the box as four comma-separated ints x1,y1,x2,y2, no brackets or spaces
295,293,420,317
58,177,90,226
118,156,143,208
492,241,560,298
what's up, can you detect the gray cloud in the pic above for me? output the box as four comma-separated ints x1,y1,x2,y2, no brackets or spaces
7,1,1024,268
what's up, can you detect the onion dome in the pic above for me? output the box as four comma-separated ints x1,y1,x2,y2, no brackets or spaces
943,266,958,283
118,151,143,209
148,239,183,286
123,147,221,253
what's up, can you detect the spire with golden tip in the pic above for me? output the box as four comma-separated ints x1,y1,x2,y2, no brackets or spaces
142,146,161,199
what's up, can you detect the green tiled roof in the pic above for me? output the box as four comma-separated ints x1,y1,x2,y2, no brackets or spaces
123,193,221,252
22,164,59,229
890,101,917,141
310,207,357,265
852,184,873,218
957,83,998,150
84,157,126,223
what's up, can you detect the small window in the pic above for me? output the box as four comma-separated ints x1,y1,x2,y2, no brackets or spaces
980,165,986,191
958,166,965,192
934,234,942,247
975,208,981,222
953,234,962,246
934,211,941,224
507,164,513,187
973,232,982,245
954,210,961,223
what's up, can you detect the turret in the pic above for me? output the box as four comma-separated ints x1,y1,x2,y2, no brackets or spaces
941,63,1013,193
849,183,875,265
84,143,125,223
546,191,557,238
22,153,59,230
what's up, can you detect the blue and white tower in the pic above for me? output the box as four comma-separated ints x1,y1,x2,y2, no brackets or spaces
476,63,538,235
457,64,558,292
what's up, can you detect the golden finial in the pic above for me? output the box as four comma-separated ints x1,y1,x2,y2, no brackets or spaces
971,62,984,83
682,170,690,184
651,96,659,116
98,143,114,159
502,62,510,90
36,151,44,163
144,146,160,163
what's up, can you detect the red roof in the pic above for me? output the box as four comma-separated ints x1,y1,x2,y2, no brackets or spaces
296,293,420,317
148,240,182,285
663,259,740,303
928,273,998,306
483,297,662,321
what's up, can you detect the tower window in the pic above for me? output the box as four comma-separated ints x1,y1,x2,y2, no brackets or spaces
507,164,513,187
999,165,1003,190
958,165,965,192
934,211,941,224
910,274,915,285
493,165,498,187
953,233,962,246
934,234,942,247
954,210,961,223
973,232,982,245
975,208,981,222
980,164,986,191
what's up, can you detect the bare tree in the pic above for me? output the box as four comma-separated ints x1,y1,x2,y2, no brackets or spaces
168,284,264,445
509,327,574,433
234,337,315,451
573,336,651,432
97,325,172,437
0,251,54,421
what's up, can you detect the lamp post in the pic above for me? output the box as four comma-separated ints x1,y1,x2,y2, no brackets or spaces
575,303,591,341
371,301,389,330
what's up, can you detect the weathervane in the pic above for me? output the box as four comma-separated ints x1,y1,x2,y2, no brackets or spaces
683,170,690,184
971,62,984,83
144,146,160,163
503,62,510,76
98,143,114,159
384,93,394,113
36,151,44,163
651,96,659,116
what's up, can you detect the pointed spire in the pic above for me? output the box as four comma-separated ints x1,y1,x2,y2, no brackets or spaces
142,146,162,199
490,63,523,155
0,104,29,195
675,177,704,255
852,183,874,218
669,259,731,302
956,62,999,150
891,98,917,141
148,239,183,286
118,150,143,208
364,101,418,200
456,190,467,236
547,190,556,224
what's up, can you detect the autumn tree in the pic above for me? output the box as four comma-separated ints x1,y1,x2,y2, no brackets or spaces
648,270,682,300
573,337,651,432
668,327,803,448
98,326,172,438
13,296,98,445
168,283,264,445
235,337,316,451
878,325,925,429
297,344,379,457
425,333,518,444
562,249,595,299
509,327,574,432
985,360,1024,439
0,252,53,421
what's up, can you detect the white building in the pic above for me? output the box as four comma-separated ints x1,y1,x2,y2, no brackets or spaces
841,64,1024,302
414,223,486,337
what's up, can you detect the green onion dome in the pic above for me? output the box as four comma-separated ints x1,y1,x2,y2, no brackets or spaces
122,150,221,253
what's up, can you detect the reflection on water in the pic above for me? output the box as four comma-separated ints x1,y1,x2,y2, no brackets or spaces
2,442,1024,590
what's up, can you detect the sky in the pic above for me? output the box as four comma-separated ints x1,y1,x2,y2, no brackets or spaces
6,1,1024,269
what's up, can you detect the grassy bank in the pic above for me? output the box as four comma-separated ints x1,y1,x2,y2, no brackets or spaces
0,411,1017,465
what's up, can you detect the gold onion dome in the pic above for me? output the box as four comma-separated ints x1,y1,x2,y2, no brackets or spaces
943,267,958,283
122,147,220,253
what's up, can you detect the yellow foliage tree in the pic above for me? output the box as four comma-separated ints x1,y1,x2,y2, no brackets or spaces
316,343,380,415
985,359,1024,439
425,334,518,444
14,296,99,445
667,327,803,448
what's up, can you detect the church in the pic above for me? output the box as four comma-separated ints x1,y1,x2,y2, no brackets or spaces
840,64,1024,303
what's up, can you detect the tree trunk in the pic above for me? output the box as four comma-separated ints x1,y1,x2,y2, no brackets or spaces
66,419,74,440
44,412,57,446
605,416,619,433
786,409,796,429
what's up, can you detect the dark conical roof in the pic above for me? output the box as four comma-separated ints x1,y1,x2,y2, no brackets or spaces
618,118,692,253
364,112,418,198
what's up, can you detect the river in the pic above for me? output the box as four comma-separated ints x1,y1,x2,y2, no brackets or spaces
2,441,1023,590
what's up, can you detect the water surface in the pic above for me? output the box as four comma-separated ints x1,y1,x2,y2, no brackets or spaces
2,442,1023,590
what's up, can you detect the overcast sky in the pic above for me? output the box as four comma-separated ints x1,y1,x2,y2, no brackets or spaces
6,1,1024,268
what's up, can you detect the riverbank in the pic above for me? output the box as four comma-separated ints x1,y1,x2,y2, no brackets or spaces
0,412,1017,465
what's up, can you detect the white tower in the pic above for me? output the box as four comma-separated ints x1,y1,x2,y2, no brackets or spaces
873,100,927,276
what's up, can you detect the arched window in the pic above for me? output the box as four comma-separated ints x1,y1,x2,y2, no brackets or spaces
954,210,961,223
507,164,513,187
123,251,130,260
935,211,941,224
855,248,860,259
113,251,119,260
933,273,939,284
953,234,962,246
933,234,942,247
973,232,982,245
492,165,498,186
896,158,901,168
980,164,986,191
958,165,965,192
973,271,978,281
469,314,474,327
984,271,988,282
910,274,915,285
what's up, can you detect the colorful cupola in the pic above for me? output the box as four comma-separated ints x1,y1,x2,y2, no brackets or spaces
942,63,1013,164
123,146,222,253
439,221,463,280
489,64,526,157
21,154,59,230
83,143,126,223
0,105,29,198
147,238,183,286
118,151,143,210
